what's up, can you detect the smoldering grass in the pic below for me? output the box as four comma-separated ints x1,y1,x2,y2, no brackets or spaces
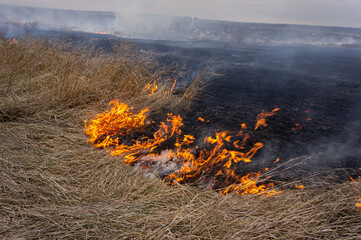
1,36,361,239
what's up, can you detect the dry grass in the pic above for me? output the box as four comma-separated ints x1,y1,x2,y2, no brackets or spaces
1,36,361,239
0,36,203,123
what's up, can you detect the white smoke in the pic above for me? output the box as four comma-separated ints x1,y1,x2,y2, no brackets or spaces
1,3,361,47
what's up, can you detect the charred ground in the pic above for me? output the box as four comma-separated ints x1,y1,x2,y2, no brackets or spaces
128,38,361,180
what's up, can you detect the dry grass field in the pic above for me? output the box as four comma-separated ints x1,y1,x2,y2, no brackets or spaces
1,36,361,239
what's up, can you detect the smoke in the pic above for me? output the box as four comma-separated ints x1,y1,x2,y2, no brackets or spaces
0,4,117,37
112,13,193,40
3,0,361,28
2,3,361,48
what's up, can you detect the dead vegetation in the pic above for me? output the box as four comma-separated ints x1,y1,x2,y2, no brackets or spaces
0,36,361,239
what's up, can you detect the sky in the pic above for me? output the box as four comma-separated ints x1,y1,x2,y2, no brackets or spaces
1,0,361,28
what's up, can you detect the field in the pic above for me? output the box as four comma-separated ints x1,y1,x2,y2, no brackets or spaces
1,36,361,239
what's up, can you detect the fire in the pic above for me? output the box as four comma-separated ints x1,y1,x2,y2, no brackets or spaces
198,117,210,123
170,79,177,93
292,123,302,131
356,198,361,209
349,178,361,209
144,80,159,95
84,99,148,147
94,32,107,35
295,185,305,190
254,108,280,130
143,79,177,95
85,99,281,196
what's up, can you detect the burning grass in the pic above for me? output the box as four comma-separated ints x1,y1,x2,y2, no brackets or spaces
84,99,280,196
1,36,361,239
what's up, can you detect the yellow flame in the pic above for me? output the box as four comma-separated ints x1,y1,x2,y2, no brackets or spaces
144,80,159,95
85,99,280,196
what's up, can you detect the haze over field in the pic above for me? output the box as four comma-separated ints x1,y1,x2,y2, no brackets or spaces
0,0,361,28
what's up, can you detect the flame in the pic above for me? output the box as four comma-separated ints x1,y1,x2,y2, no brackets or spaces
144,80,159,95
254,108,280,130
85,99,281,196
143,79,177,95
295,185,305,190
292,123,302,131
350,178,361,208
111,113,183,165
198,117,205,122
356,198,361,209
274,158,280,163
170,79,177,93
94,32,107,35
84,99,148,147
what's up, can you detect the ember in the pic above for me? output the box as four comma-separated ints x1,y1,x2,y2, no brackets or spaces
254,108,280,130
85,99,281,196
198,117,205,122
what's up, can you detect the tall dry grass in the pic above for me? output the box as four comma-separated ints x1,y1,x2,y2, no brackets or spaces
0,36,204,124
1,36,361,239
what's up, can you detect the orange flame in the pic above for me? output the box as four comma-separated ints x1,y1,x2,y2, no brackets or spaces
144,79,159,95
292,123,302,131
85,99,280,196
356,198,361,208
170,79,177,93
254,108,280,130
295,185,304,190
84,99,148,146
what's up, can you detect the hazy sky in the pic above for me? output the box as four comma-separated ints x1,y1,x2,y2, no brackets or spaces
1,0,361,28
